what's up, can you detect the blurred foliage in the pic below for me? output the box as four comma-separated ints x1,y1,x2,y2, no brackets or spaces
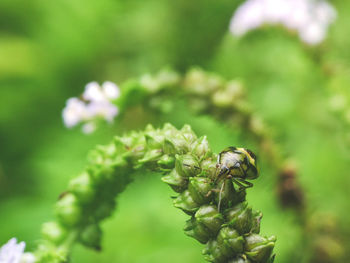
0,0,350,262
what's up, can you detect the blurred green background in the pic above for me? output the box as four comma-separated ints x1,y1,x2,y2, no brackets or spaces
1,0,350,262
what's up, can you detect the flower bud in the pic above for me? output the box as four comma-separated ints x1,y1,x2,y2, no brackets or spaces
173,190,200,215
161,169,188,193
175,154,200,177
164,128,190,154
87,161,116,184
191,136,211,160
184,217,211,244
144,134,164,149
157,154,175,170
195,205,223,235
41,222,67,244
55,193,82,227
225,202,253,234
244,234,276,262
68,172,95,203
188,177,213,204
181,125,197,143
93,200,116,220
217,227,244,256
202,239,228,263
251,210,262,234
200,157,217,177
79,224,102,250
138,149,163,164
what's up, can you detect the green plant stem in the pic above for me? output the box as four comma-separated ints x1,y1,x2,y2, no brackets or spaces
34,123,275,263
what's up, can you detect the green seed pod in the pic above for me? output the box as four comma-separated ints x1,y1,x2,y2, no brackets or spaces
86,165,114,184
144,133,165,149
191,136,211,160
175,154,200,177
225,202,253,234
93,200,116,221
173,190,200,215
55,193,82,227
181,125,197,144
79,224,102,250
202,239,229,263
188,177,213,204
68,172,95,203
195,205,223,235
161,168,188,193
245,234,276,262
251,210,263,234
157,154,175,170
41,222,67,244
165,136,189,154
217,227,244,256
200,157,217,177
184,217,211,244
137,149,163,164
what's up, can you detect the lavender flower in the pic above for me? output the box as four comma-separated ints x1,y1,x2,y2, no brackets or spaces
0,238,35,263
230,0,337,45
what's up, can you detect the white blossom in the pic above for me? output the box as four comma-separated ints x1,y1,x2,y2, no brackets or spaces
62,98,88,128
102,81,120,100
62,81,120,133
230,0,337,45
0,238,35,263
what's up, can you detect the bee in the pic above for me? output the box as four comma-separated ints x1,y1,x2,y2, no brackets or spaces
215,147,259,210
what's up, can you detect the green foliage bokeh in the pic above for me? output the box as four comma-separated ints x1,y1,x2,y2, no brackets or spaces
1,0,350,262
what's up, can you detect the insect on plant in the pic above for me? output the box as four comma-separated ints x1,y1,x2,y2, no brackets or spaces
215,147,259,210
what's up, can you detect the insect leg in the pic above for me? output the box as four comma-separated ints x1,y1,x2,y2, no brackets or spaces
232,178,246,190
236,178,253,188
217,180,226,212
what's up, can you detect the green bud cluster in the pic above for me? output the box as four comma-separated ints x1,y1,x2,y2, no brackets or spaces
35,123,275,263
114,68,304,210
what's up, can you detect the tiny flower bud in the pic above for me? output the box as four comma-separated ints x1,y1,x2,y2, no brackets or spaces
181,125,197,143
217,227,244,256
245,234,276,262
41,222,67,244
184,217,211,244
157,154,175,170
175,154,200,177
55,193,82,227
195,205,223,235
202,239,228,263
173,190,200,215
161,169,188,193
188,177,213,205
68,172,95,203
225,202,253,234
191,136,211,160
93,200,116,220
79,224,102,250
144,134,164,149
138,149,163,164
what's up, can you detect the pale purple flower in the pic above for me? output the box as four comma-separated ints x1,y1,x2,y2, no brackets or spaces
230,0,337,45
62,98,88,128
0,238,35,263
83,82,106,102
102,81,120,100
62,81,120,133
